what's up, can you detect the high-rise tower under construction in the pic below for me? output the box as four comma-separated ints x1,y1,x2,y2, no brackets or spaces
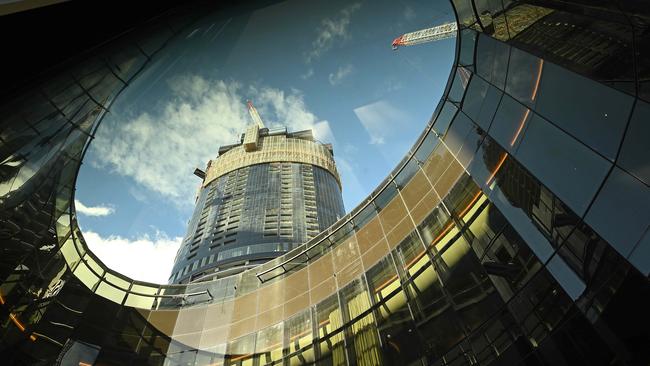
169,103,344,284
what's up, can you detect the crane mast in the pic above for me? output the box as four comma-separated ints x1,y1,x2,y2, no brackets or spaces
247,100,265,128
392,22,457,50
243,100,265,152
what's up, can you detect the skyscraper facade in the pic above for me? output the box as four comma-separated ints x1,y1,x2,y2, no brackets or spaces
169,125,345,284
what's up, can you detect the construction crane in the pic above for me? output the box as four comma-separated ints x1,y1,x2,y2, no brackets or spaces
243,100,265,152
391,22,457,50
247,100,265,128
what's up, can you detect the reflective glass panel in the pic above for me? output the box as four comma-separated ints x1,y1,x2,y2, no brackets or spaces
505,47,543,108
475,31,509,88
618,99,650,185
516,113,611,215
585,167,650,258
488,93,531,153
536,62,633,160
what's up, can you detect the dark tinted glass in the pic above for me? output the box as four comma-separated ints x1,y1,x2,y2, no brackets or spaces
637,27,650,102
505,47,543,108
629,232,650,276
585,167,650,258
452,0,477,28
516,113,611,215
437,236,501,331
375,183,398,211
395,159,420,189
432,101,458,136
618,99,650,185
352,202,377,230
536,62,633,160
482,171,555,263
463,77,501,130
488,93,530,153
414,130,440,163
475,32,509,88
475,84,502,131
546,254,585,300
459,28,477,69
449,67,471,104
461,75,489,122
444,111,481,167
105,43,147,82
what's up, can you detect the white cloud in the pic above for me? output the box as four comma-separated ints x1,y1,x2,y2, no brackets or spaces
83,230,181,284
328,64,354,86
252,85,335,143
335,156,366,209
91,75,333,207
384,79,404,94
312,120,337,146
403,6,416,21
128,186,148,203
301,68,314,80
305,3,362,63
74,200,115,217
342,143,358,155
353,100,408,145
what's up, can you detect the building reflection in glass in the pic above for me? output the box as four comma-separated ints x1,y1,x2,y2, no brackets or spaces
0,0,649,365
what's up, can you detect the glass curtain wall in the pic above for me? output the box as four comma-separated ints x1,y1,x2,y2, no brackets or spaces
0,1,648,365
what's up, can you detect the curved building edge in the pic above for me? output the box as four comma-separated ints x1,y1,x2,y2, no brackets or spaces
0,1,649,365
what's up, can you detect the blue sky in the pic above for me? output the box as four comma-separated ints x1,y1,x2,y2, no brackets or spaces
75,0,455,283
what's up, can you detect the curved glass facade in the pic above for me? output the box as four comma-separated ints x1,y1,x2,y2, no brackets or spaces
1,1,649,365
